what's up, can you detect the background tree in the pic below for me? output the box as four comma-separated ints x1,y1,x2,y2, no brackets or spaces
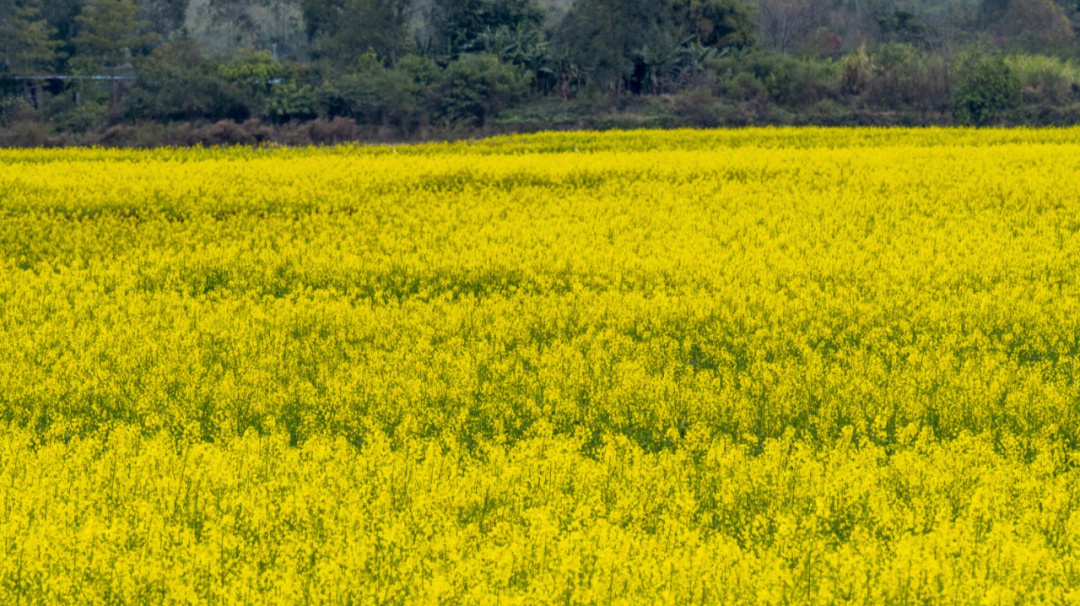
673,0,755,48
952,52,1019,124
556,0,753,94
72,0,154,119
72,0,154,71
185,0,307,59
755,0,831,51
38,0,86,47
554,0,675,93
258,0,306,59
193,0,256,54
0,0,60,109
302,0,414,65
874,8,928,45
979,0,1011,23
992,0,1074,46
439,52,527,125
0,0,60,75
426,0,544,59
136,0,188,41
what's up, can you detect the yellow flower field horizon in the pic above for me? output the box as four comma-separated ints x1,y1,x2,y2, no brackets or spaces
3,128,1080,603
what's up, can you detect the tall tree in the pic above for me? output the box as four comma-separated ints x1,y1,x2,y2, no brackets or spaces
72,0,153,71
185,0,307,59
992,0,1074,46
38,0,86,49
0,0,60,108
303,0,414,64
0,0,60,75
555,0,673,92
673,0,755,48
426,0,544,59
755,0,829,51
199,0,256,51
259,0,305,59
135,0,189,40
555,0,752,94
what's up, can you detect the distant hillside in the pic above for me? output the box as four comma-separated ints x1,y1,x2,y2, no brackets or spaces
5,0,1080,146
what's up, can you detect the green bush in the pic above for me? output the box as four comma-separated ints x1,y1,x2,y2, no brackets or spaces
720,51,836,108
952,55,1020,126
317,53,437,130
125,43,249,122
728,71,766,102
51,97,107,132
216,51,291,120
264,81,316,124
0,94,35,124
0,119,53,147
867,44,955,112
439,53,529,126
1008,55,1080,106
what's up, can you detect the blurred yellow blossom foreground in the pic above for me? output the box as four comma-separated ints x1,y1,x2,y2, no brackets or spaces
3,128,1080,604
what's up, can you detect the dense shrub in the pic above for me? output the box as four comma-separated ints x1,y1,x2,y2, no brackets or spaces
124,44,249,122
317,54,437,129
439,53,529,126
0,94,35,125
723,52,837,108
5,39,1080,143
952,55,1020,126
1009,55,1080,106
0,119,53,146
264,81,316,124
304,117,363,145
216,51,291,121
867,44,955,112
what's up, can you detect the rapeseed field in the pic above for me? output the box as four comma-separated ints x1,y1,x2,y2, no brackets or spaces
2,128,1080,604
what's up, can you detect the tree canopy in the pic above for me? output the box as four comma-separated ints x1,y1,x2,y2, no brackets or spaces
72,0,153,70
3,0,1080,142
0,0,60,75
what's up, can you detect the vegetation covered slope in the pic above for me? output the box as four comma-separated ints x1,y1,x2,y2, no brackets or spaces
2,129,1080,603
5,0,1080,143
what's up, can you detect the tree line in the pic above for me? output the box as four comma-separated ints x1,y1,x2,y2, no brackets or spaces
2,0,1080,145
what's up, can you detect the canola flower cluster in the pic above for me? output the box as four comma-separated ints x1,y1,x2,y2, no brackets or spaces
2,128,1080,603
